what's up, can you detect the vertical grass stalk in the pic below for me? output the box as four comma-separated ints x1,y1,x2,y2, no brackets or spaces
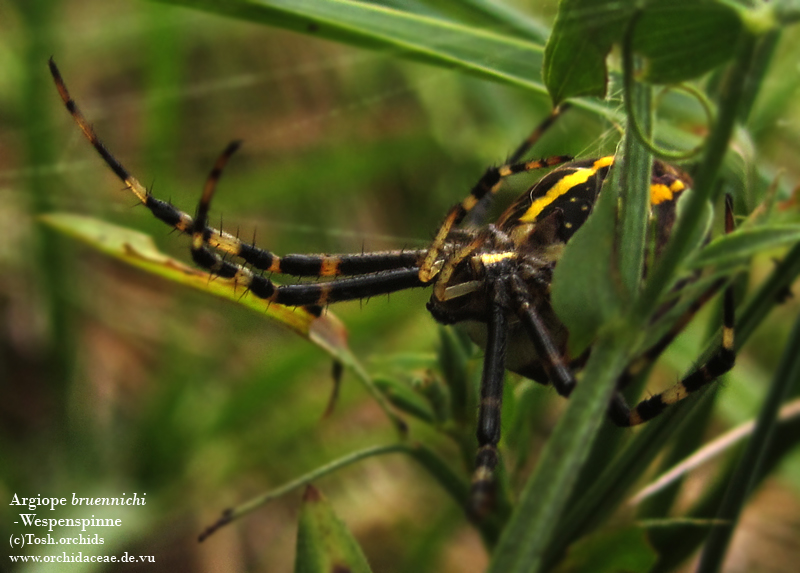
696,314,800,572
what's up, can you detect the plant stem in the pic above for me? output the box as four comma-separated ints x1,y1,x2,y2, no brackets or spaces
487,328,634,573
633,29,758,321
696,314,800,572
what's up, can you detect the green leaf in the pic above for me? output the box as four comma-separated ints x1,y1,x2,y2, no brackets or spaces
40,213,409,435
295,485,373,573
544,0,744,104
544,0,632,103
365,0,551,42
689,225,800,269
200,443,471,541
552,526,657,573
541,391,712,572
40,213,347,350
156,0,548,94
487,331,635,573
373,375,437,423
551,174,624,356
437,326,475,426
696,313,800,571
633,0,744,84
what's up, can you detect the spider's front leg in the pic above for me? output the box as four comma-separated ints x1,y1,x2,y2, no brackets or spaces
186,144,429,307
418,105,574,283
468,263,583,517
508,275,578,399
470,279,510,518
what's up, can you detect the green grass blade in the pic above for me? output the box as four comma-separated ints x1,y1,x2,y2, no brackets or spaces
553,239,800,570
155,0,548,94
198,442,471,542
295,485,373,573
438,0,550,41
651,403,800,572
154,0,723,143
40,213,345,346
631,398,800,507
689,225,800,269
366,0,550,42
542,390,714,571
487,330,634,573
40,213,407,433
737,240,800,343
200,443,408,540
696,313,800,571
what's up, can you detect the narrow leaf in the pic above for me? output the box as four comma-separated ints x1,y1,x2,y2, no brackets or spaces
295,485,373,573
40,213,346,348
697,313,800,571
373,375,436,423
41,213,409,434
552,526,657,573
551,175,624,356
156,0,548,94
690,225,800,269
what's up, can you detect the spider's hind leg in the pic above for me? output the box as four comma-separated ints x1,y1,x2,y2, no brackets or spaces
611,280,735,427
609,196,737,427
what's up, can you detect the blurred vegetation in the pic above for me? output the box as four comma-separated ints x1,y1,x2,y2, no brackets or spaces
1,1,800,572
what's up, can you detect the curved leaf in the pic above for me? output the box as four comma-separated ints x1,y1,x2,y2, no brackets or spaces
689,224,800,269
544,0,744,104
156,0,548,94
634,0,744,84
41,213,412,433
552,526,657,573
295,485,373,573
41,213,349,351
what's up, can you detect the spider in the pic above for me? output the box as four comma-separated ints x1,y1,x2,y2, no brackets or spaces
50,59,735,517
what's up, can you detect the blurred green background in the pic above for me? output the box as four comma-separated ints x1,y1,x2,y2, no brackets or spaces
2,1,800,572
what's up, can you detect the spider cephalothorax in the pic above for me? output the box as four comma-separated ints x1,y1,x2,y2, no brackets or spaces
50,59,733,518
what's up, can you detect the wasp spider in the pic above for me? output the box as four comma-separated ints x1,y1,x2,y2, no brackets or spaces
50,59,735,517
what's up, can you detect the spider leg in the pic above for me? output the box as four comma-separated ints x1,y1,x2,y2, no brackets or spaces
464,104,573,227
419,105,572,283
470,279,510,518
610,196,737,426
193,137,428,276
50,60,194,233
49,59,425,279
191,226,427,307
616,278,726,391
610,281,734,426
513,271,734,427
420,155,571,282
507,103,572,166
508,275,577,398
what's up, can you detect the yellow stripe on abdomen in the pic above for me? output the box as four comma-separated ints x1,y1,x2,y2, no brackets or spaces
519,156,614,223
